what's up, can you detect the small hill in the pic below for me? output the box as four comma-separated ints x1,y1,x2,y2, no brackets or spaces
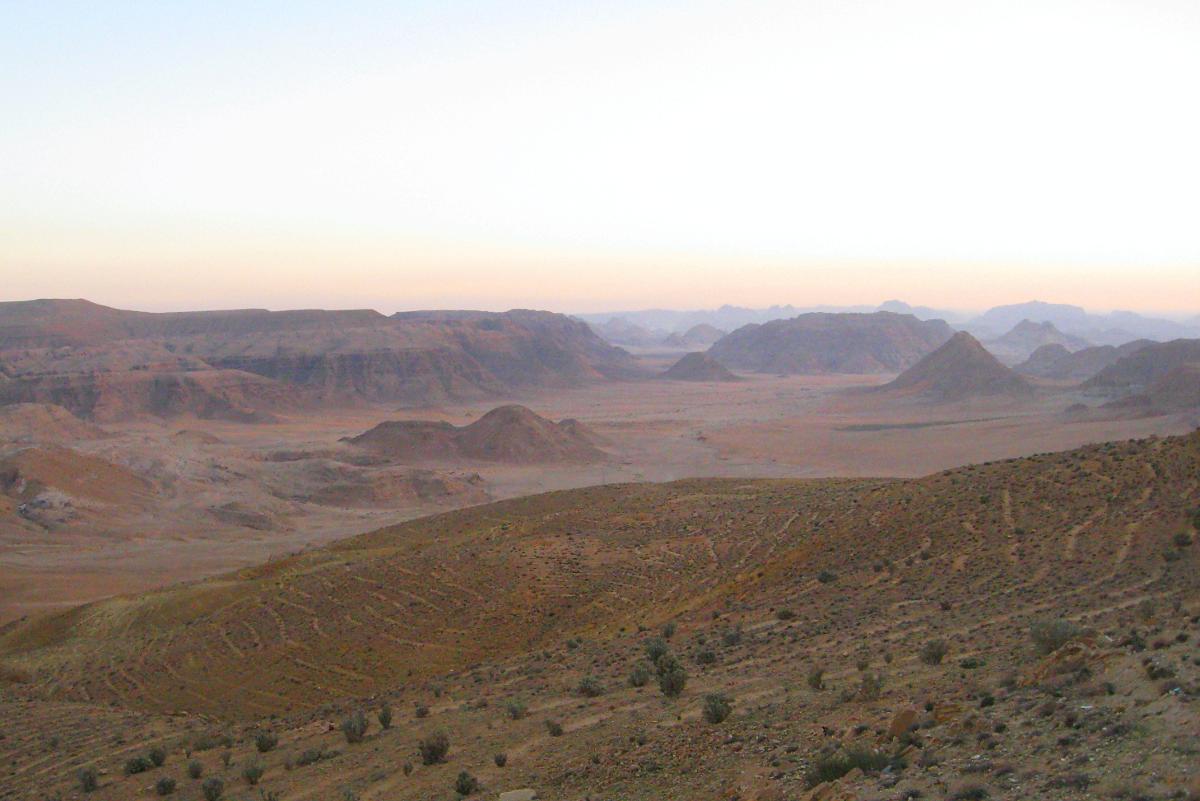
0,446,151,507
347,405,606,463
1014,343,1072,376
880,331,1033,401
1084,338,1200,395
708,311,953,374
661,323,726,349
0,403,107,443
985,319,1090,364
659,352,740,382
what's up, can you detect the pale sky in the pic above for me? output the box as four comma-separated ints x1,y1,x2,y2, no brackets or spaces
2,1,1198,314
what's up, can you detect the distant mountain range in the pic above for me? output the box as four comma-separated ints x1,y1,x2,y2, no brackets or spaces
581,299,1200,352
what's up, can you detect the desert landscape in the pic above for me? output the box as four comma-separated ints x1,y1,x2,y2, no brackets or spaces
4,3,1200,800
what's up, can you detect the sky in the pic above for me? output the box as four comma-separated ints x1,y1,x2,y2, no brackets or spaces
2,0,1199,316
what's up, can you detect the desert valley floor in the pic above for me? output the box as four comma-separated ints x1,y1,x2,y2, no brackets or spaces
2,362,1194,625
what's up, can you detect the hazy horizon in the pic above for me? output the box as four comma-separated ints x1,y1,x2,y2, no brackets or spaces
4,1,1199,313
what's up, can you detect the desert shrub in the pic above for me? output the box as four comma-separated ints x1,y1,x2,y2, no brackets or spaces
125,755,153,775
149,746,167,766
629,662,651,687
242,761,264,785
220,750,232,768
187,760,203,779
702,693,732,724
806,748,897,787
544,719,564,737
817,570,838,584
645,637,669,663
577,675,604,697
494,752,507,767
920,639,949,665
378,704,393,730
807,667,825,690
201,777,224,801
948,785,989,800
341,710,368,744
662,622,676,639
659,661,687,697
156,777,177,796
192,733,232,752
858,671,883,701
455,771,480,795
696,649,716,665
414,704,430,719
506,698,528,719
402,762,413,776
419,731,450,764
776,608,795,621
295,748,324,767
1030,619,1082,655
1173,531,1193,547
721,626,743,647
565,637,579,650
78,766,99,792
254,732,278,753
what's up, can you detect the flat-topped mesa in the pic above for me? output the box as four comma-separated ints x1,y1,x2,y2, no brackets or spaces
347,404,606,464
879,331,1033,401
708,311,953,374
0,300,641,417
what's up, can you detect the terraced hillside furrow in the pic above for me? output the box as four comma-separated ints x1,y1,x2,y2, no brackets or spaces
2,434,1199,725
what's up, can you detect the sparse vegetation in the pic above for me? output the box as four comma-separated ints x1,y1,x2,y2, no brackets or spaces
242,761,264,785
659,660,687,697
629,662,651,687
920,638,949,665
702,693,732,723
545,719,564,737
577,675,604,697
149,745,167,766
201,777,224,801
806,748,899,787
645,637,669,662
419,731,450,764
78,766,99,792
506,698,528,719
255,731,278,753
187,760,204,779
1030,619,1083,655
341,710,368,744
807,667,825,690
125,755,153,775
156,777,177,796
494,752,507,767
454,771,480,795
378,703,393,730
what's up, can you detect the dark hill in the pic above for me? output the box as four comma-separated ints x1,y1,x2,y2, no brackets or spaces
660,352,739,382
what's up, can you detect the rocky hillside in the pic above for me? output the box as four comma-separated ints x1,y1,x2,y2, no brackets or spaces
347,405,606,463
1015,340,1152,381
0,300,639,418
1084,338,1200,396
879,332,1033,401
707,312,953,374
1,432,1197,800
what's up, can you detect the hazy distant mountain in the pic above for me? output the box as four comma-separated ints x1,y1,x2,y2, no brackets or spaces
967,301,1200,344
578,299,962,334
708,311,953,374
661,323,726,349
659,352,740,382
984,320,1091,365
